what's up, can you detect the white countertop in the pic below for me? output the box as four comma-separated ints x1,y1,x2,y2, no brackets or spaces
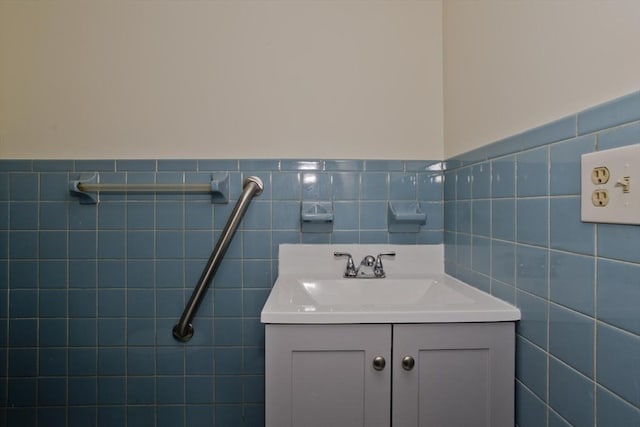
261,244,521,324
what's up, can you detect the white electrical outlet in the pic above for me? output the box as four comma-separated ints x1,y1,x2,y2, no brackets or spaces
581,143,640,224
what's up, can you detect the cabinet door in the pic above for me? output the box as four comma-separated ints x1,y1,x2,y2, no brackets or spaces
265,324,391,427
392,323,515,427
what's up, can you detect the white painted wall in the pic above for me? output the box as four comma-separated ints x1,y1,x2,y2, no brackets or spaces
0,0,443,160
443,0,640,158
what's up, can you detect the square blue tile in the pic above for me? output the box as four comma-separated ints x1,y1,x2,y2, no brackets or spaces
38,231,67,259
40,173,70,201
98,289,125,317
389,173,417,200
516,245,548,298
186,347,214,375
10,289,37,317
417,172,442,202
516,290,548,349
10,202,37,229
492,198,515,241
332,172,359,200
98,377,125,405
472,162,491,199
39,318,67,347
157,348,184,375
68,348,97,376
156,202,184,229
69,204,97,230
10,173,38,201
456,167,472,200
157,376,185,404
598,223,640,264
10,260,38,288
8,348,37,376
186,376,214,404
471,200,490,237
39,289,67,317
98,347,126,375
549,357,594,427
456,233,471,269
213,290,242,317
550,197,594,255
332,202,358,230
185,230,212,258
97,230,125,258
185,202,212,229
69,231,96,259
127,231,155,259
243,230,271,259
517,146,548,197
68,377,97,405
549,304,594,377
128,260,155,288
272,172,301,200
455,200,471,234
492,240,515,286
550,135,595,195
127,318,155,346
127,289,155,318
422,202,442,231
156,289,183,317
68,289,96,317
549,251,595,316
99,260,126,288
444,201,456,232
360,172,388,200
68,318,96,346
128,347,155,375
491,155,516,198
359,201,387,229
39,348,67,376
38,378,67,406
597,259,640,335
516,336,547,401
471,236,491,276
127,202,155,229
10,231,37,259
243,201,271,229
517,198,548,247
242,260,272,288
444,170,456,201
215,347,242,375
127,377,155,404
597,385,640,427
39,203,68,230
98,318,125,346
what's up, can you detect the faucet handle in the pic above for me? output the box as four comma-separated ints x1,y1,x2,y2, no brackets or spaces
334,252,357,277
374,252,396,278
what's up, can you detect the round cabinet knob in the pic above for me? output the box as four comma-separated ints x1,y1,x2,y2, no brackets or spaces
401,355,415,371
372,356,386,371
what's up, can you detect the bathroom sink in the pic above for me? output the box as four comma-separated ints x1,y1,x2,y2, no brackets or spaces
261,244,521,324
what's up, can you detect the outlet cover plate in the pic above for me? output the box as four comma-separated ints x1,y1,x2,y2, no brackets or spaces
581,143,640,224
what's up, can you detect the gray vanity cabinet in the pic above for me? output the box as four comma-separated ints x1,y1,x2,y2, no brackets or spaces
265,322,515,427
392,322,515,427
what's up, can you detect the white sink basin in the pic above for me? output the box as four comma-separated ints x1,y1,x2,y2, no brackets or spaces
261,244,521,324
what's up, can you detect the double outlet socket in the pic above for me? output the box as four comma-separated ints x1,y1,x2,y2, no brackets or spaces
581,144,639,225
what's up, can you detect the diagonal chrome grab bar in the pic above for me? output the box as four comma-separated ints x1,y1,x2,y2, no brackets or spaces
173,176,264,342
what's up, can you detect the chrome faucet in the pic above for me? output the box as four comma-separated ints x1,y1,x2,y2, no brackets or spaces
334,252,396,278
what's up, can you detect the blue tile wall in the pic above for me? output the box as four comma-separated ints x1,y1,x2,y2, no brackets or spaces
445,89,640,426
0,158,442,427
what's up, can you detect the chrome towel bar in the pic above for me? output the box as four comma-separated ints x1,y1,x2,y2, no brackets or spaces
173,176,264,342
